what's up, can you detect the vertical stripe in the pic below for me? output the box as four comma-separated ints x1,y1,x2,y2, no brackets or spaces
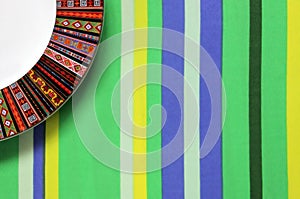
222,0,251,198
147,0,163,198
162,0,185,198
249,0,262,197
0,137,19,198
45,113,59,199
200,0,223,198
18,130,34,199
133,0,148,198
120,0,134,198
59,101,121,198
59,0,122,198
184,0,200,198
261,0,288,198
287,1,300,198
34,123,45,199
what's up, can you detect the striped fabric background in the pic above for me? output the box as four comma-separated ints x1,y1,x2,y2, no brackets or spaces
0,0,299,198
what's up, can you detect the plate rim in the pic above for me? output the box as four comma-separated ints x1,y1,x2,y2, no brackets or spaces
0,0,104,141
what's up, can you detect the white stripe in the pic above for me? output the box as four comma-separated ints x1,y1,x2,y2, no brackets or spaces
120,0,134,199
184,0,201,198
19,130,34,199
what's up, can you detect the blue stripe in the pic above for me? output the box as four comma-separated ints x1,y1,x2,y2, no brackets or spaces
162,0,185,198
200,0,223,198
34,122,45,199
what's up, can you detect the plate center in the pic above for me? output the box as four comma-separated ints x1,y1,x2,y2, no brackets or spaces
0,0,56,89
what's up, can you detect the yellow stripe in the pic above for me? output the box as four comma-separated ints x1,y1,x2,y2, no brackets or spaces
133,0,148,198
45,113,59,199
287,1,300,198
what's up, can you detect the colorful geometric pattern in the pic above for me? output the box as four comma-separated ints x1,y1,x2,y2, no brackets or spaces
57,0,103,9
0,91,17,137
44,47,87,77
0,0,103,140
9,83,41,127
2,1,300,199
51,32,97,56
55,18,102,34
48,42,93,66
57,10,103,19
0,125,3,139
53,27,100,43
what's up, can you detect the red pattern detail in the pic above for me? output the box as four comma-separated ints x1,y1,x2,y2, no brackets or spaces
27,70,64,108
84,22,93,31
44,48,87,77
9,83,41,127
0,1,103,140
62,19,70,26
41,56,80,86
57,11,103,19
2,88,27,131
36,63,72,95
57,0,103,9
72,21,82,28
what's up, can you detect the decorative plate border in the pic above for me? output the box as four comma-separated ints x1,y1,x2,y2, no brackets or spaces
0,0,104,140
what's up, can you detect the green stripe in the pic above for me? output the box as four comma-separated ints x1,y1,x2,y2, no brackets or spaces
19,130,34,199
0,137,19,199
184,0,200,198
261,0,288,198
222,0,250,198
59,0,121,198
147,0,163,198
249,0,262,197
120,0,134,198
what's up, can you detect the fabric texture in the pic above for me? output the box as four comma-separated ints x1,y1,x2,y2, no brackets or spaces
0,0,299,198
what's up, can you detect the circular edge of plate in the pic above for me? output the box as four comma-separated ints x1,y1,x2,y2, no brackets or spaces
0,0,105,141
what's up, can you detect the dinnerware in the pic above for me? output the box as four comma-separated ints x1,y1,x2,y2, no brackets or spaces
0,0,104,140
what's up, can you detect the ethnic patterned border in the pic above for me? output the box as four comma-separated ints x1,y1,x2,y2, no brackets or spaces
0,0,104,140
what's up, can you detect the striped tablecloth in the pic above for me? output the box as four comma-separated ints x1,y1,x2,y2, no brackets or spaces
0,0,299,198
